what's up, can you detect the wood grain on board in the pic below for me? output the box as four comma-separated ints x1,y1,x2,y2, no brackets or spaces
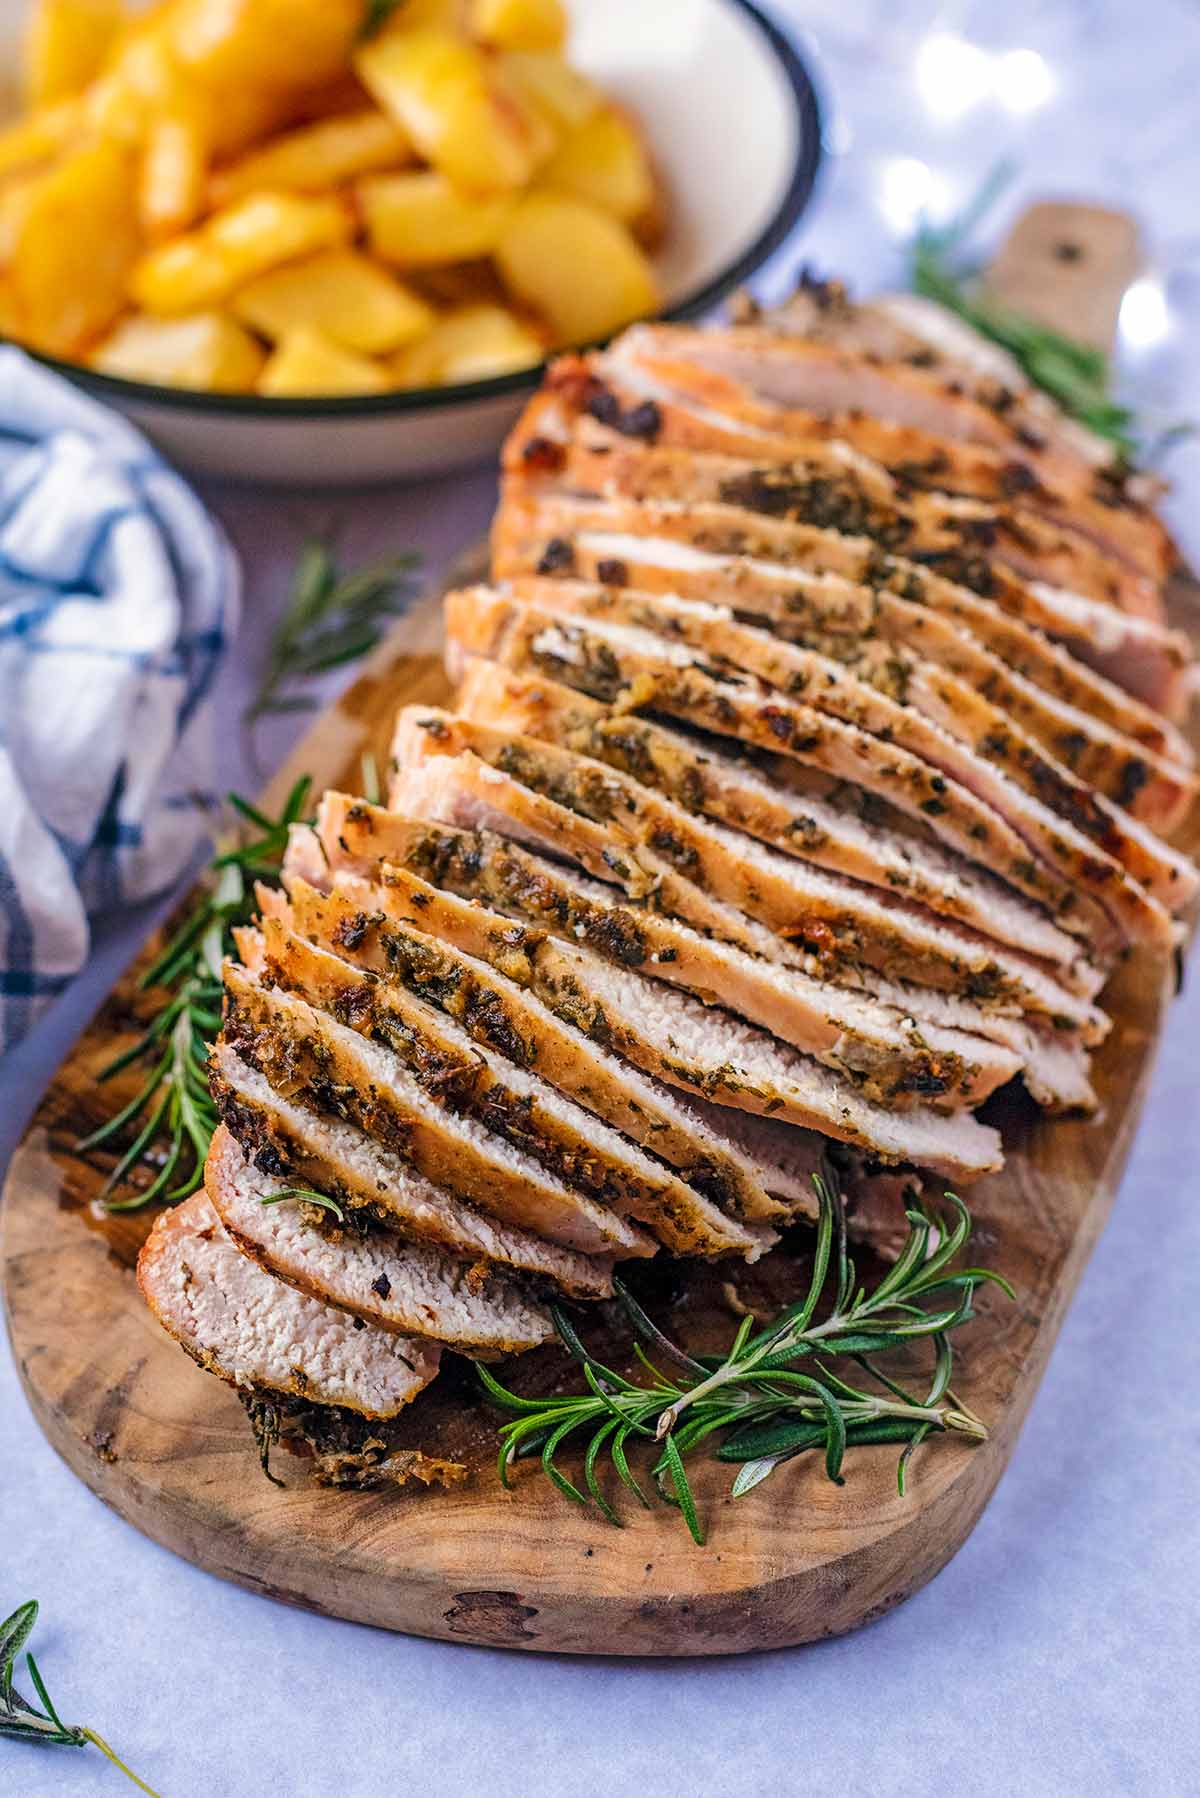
2,206,1193,1654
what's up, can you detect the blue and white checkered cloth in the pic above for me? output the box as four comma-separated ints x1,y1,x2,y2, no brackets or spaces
0,348,239,1055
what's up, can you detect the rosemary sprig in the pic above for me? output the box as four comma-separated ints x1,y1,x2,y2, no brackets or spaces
910,163,1144,458
80,777,314,1211
244,537,419,737
0,1602,161,1794
480,1178,1012,1545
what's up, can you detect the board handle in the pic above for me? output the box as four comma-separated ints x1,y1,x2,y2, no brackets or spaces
985,200,1141,352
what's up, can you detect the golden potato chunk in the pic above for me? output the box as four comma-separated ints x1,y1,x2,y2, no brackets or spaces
356,27,548,194
127,236,231,316
140,110,208,240
130,190,350,313
360,168,514,266
259,327,390,396
538,104,655,225
169,0,363,100
495,191,659,344
234,248,435,354
90,310,266,390
498,50,600,134
24,0,123,108
208,109,410,208
10,137,140,355
0,99,81,183
86,22,288,162
85,24,189,148
471,0,567,51
208,190,350,268
391,301,543,384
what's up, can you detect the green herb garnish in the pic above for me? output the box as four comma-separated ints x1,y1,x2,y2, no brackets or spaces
261,1186,347,1223
0,1602,160,1793
245,537,419,740
80,778,314,1211
480,1177,1011,1545
910,163,1143,457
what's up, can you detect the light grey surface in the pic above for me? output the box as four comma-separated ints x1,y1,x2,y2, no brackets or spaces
3,3,1199,1794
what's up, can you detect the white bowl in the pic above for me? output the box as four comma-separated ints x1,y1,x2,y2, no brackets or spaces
5,0,822,486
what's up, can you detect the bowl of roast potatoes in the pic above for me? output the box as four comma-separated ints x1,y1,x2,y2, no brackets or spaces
0,0,821,481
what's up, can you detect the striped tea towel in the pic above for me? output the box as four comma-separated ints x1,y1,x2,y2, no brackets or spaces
0,348,240,1055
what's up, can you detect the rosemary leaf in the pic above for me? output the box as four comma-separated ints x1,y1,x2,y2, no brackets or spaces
729,1456,783,1498
260,1187,347,1223
657,1434,704,1545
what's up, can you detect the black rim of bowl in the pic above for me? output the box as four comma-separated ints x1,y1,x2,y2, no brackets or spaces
18,0,824,421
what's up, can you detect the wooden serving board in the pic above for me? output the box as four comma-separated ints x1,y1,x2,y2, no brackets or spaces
3,553,1197,1657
